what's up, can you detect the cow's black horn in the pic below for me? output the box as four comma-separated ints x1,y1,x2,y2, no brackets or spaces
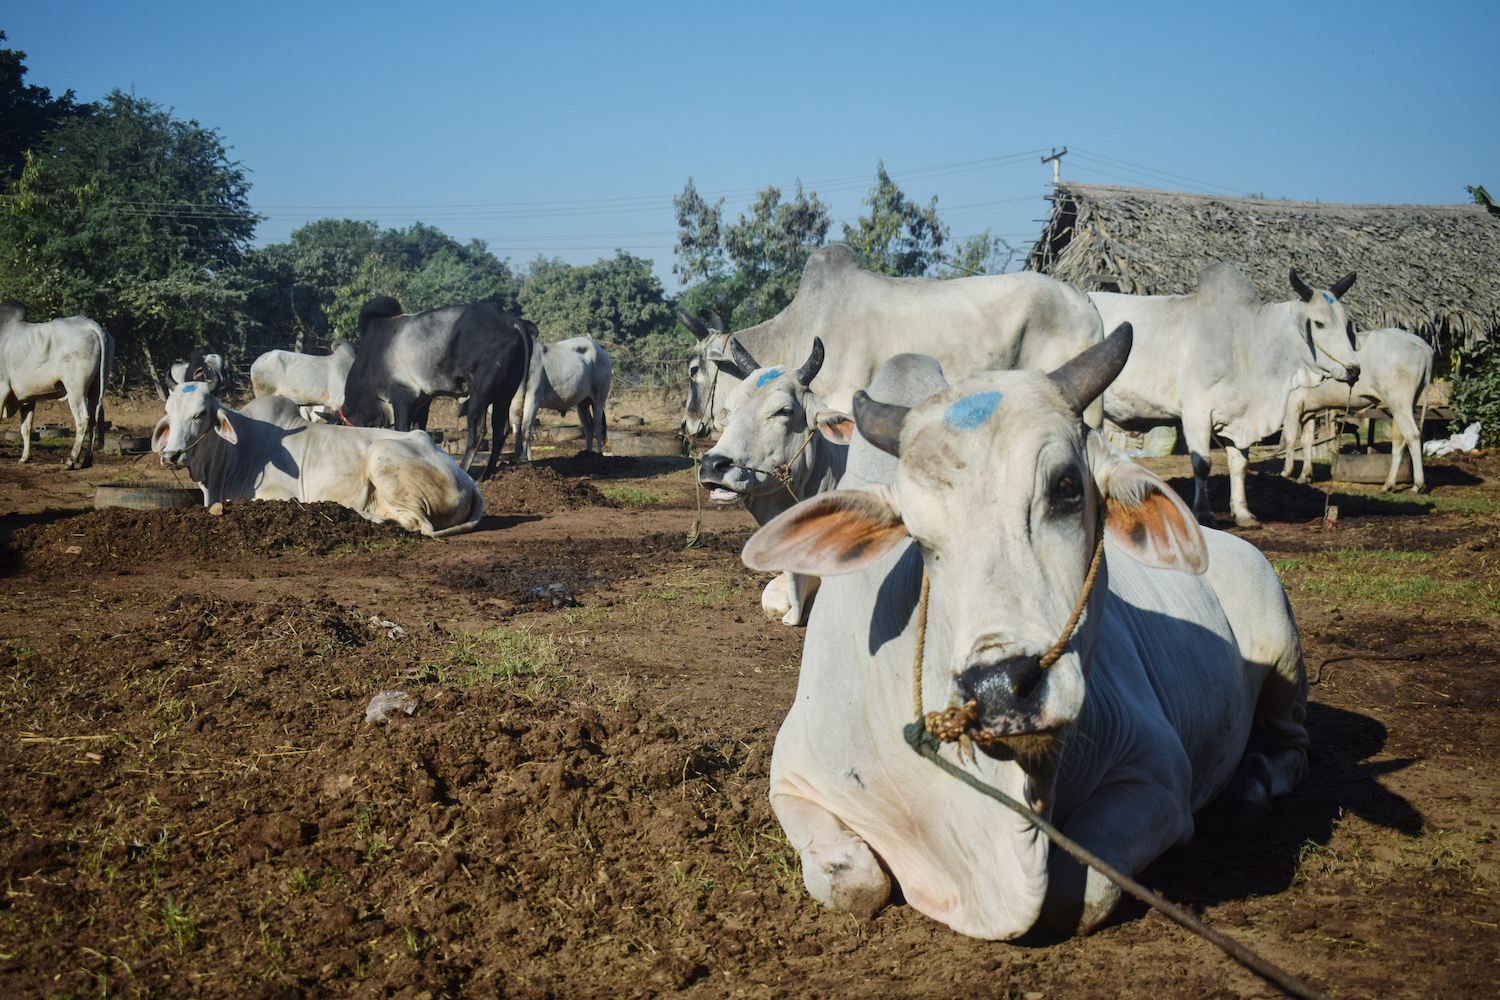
729,337,760,375
1289,268,1314,303
853,389,908,457
675,306,711,341
1329,272,1356,300
795,337,825,387
1048,322,1133,415
702,309,726,335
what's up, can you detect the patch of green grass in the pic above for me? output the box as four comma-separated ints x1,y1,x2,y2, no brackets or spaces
448,627,570,695
1273,546,1498,613
155,897,198,952
602,485,663,506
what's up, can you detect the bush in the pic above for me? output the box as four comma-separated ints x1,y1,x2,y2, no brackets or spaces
1450,338,1500,448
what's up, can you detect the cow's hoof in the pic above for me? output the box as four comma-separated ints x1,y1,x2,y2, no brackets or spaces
1234,514,1262,529
1295,475,1312,485
1410,484,1429,495
1379,483,1395,493
1194,510,1217,529
17,456,30,465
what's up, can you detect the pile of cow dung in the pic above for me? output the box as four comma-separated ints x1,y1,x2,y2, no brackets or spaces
480,465,617,515
6,500,417,573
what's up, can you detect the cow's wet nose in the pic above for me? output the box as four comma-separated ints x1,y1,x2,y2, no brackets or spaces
699,452,732,481
956,654,1047,726
1341,364,1361,385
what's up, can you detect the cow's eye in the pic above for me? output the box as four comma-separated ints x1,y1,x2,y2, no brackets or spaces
689,364,699,376
774,406,793,418
1049,471,1084,513
1313,320,1325,329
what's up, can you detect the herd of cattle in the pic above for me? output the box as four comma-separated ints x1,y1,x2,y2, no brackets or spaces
0,247,1446,941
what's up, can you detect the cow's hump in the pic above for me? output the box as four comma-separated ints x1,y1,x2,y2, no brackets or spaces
1194,263,1261,306
797,243,861,298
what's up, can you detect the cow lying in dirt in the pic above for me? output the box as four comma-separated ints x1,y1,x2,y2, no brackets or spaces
152,384,483,537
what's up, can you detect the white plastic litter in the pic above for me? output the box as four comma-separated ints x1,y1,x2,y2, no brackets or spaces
1422,421,1481,457
369,615,407,639
365,690,419,723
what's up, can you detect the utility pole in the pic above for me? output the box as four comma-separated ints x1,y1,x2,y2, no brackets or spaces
1041,147,1068,184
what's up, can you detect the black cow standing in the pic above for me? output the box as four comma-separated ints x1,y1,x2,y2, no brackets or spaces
340,296,529,482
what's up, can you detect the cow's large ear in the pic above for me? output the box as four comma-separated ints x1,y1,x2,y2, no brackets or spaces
213,409,237,445
743,488,907,577
151,416,171,453
1087,434,1206,574
815,409,854,445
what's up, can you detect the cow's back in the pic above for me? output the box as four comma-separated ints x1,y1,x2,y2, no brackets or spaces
0,316,107,399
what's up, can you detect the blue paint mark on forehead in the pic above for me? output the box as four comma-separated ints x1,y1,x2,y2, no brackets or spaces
756,368,786,389
1322,293,1335,304
943,391,1002,431
181,384,197,393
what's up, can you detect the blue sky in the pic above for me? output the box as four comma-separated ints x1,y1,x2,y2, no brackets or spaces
8,1,1497,287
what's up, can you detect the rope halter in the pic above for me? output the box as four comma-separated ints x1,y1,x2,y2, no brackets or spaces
915,520,1106,755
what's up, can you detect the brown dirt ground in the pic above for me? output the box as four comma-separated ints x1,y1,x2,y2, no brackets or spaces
0,403,1497,1000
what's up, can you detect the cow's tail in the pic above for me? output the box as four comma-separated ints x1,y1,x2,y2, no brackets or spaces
92,324,111,443
428,478,485,537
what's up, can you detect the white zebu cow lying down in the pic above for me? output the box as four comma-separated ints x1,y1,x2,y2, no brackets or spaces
152,385,483,537
250,340,357,421
0,302,115,469
743,326,1309,938
508,336,613,462
1282,327,1433,493
696,338,853,625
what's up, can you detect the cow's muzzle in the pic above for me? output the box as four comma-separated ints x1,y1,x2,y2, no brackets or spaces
1340,364,1361,386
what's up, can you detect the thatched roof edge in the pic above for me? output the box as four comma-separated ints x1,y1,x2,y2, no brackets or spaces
1027,183,1499,347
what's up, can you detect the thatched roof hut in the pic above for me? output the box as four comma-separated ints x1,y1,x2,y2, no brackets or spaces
1027,183,1499,348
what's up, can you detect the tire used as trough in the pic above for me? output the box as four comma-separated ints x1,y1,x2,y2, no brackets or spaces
93,484,204,511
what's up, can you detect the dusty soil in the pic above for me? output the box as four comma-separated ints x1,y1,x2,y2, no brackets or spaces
0,410,1497,1000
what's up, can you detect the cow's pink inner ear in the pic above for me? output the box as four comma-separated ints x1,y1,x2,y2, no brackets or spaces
817,413,854,445
214,413,237,445
1103,485,1208,574
151,418,170,452
743,490,907,577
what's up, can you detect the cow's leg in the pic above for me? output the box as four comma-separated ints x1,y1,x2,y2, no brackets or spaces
17,404,35,464
575,401,593,452
1180,412,1216,527
761,574,792,622
786,572,821,627
1040,779,1194,936
1225,445,1258,527
771,790,890,919
1387,403,1426,494
1280,399,1301,480
65,381,95,469
480,396,507,482
1295,415,1315,484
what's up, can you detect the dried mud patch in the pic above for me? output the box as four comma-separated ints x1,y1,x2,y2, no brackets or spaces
5,500,418,575
480,465,617,515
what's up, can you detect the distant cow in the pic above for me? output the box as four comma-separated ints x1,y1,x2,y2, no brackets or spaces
340,297,528,482
508,335,613,462
697,338,852,625
170,351,226,394
250,340,356,421
677,243,1104,436
152,384,483,537
0,302,115,469
1092,265,1361,527
1282,328,1433,493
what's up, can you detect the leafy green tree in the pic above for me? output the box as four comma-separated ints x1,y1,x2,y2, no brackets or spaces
0,89,257,367
0,32,93,181
936,230,1022,278
840,161,948,277
672,177,830,330
1450,338,1500,448
519,251,682,362
325,253,410,337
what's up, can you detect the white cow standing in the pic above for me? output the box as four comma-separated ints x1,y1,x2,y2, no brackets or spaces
249,340,357,421
1092,265,1361,527
695,338,855,625
152,384,484,537
508,336,612,462
0,302,114,469
678,242,1105,436
1282,327,1433,493
743,326,1309,938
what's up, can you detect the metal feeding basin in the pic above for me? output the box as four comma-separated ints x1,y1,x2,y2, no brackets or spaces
1330,451,1413,484
93,484,204,510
